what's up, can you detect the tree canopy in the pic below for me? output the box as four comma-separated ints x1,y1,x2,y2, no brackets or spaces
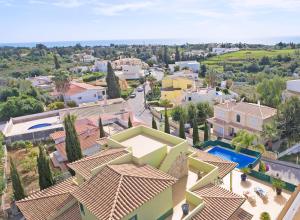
256,77,286,108
64,114,83,165
37,146,54,190
106,62,121,99
10,159,26,201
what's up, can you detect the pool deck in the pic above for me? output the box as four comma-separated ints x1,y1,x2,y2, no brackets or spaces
222,169,291,220
5,116,62,136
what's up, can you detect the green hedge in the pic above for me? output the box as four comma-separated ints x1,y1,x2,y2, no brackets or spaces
249,170,296,192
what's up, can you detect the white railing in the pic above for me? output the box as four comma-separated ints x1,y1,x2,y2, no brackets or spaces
278,142,300,158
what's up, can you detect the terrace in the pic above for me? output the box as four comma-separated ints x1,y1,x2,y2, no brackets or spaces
222,170,292,220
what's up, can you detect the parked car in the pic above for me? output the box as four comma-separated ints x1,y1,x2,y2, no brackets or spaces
137,86,144,92
129,93,136,98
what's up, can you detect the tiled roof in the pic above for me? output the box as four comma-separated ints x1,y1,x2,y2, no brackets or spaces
192,184,246,220
16,177,79,220
72,164,177,220
67,148,128,179
195,150,237,178
207,117,260,133
216,101,277,119
55,202,81,220
230,208,253,220
65,82,105,96
56,129,102,160
50,118,98,140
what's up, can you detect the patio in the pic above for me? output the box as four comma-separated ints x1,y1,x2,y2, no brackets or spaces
222,169,292,220
166,169,199,220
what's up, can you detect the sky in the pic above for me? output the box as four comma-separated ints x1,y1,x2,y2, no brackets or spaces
1,0,300,44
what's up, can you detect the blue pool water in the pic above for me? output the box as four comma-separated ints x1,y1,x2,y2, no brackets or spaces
208,146,256,169
28,123,52,130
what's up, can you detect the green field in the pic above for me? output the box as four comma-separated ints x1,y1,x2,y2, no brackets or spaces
203,49,299,71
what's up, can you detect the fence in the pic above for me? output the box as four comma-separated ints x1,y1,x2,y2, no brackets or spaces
249,170,297,192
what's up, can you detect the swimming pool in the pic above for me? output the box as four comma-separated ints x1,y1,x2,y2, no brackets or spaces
28,123,52,130
208,146,257,169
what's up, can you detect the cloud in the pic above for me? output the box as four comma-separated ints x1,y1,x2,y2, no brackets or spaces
93,1,154,16
52,0,85,8
0,0,13,6
229,0,300,11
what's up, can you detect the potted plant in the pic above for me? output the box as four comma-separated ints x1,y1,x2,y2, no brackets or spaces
272,178,285,196
240,167,250,181
181,203,189,215
260,212,271,220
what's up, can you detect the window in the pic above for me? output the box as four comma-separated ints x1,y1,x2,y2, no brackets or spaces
188,97,192,101
129,215,137,220
236,114,241,123
102,91,106,95
94,94,97,97
78,97,82,100
79,203,85,215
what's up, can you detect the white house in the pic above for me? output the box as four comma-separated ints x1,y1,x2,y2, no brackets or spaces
183,88,238,104
174,61,200,73
94,60,108,72
212,48,240,55
283,79,300,100
64,82,106,105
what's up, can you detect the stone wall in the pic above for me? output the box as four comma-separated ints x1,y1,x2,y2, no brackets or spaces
167,152,188,179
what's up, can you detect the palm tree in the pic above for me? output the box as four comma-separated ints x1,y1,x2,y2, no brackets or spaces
262,121,278,150
232,130,265,153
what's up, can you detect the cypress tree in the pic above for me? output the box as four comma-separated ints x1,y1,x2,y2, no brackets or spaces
64,114,83,164
53,54,60,69
37,146,54,190
179,118,186,139
106,62,121,99
175,46,180,62
10,159,26,201
204,122,209,141
99,117,105,138
164,110,170,134
128,116,133,128
152,116,157,130
193,119,200,146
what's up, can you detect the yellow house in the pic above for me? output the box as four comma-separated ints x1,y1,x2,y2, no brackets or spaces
161,76,193,105
17,125,252,220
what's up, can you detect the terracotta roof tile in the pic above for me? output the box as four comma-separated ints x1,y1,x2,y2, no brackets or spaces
67,148,128,179
65,82,104,96
195,150,237,178
230,208,253,220
55,129,102,160
192,184,246,220
50,118,97,140
56,202,81,220
72,164,177,220
16,177,79,220
216,101,277,119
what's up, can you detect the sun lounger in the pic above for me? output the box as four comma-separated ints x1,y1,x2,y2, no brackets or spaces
243,191,256,205
254,187,268,199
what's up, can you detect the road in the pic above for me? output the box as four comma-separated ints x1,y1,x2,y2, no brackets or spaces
127,82,152,126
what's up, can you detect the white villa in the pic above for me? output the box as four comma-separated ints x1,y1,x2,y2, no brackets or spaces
93,60,108,73
212,47,240,55
183,88,238,104
170,60,200,73
63,82,106,105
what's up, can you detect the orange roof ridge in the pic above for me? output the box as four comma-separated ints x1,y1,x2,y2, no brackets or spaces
108,174,124,220
17,177,77,203
68,148,125,165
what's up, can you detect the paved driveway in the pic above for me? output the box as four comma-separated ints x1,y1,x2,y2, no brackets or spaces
263,158,300,185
